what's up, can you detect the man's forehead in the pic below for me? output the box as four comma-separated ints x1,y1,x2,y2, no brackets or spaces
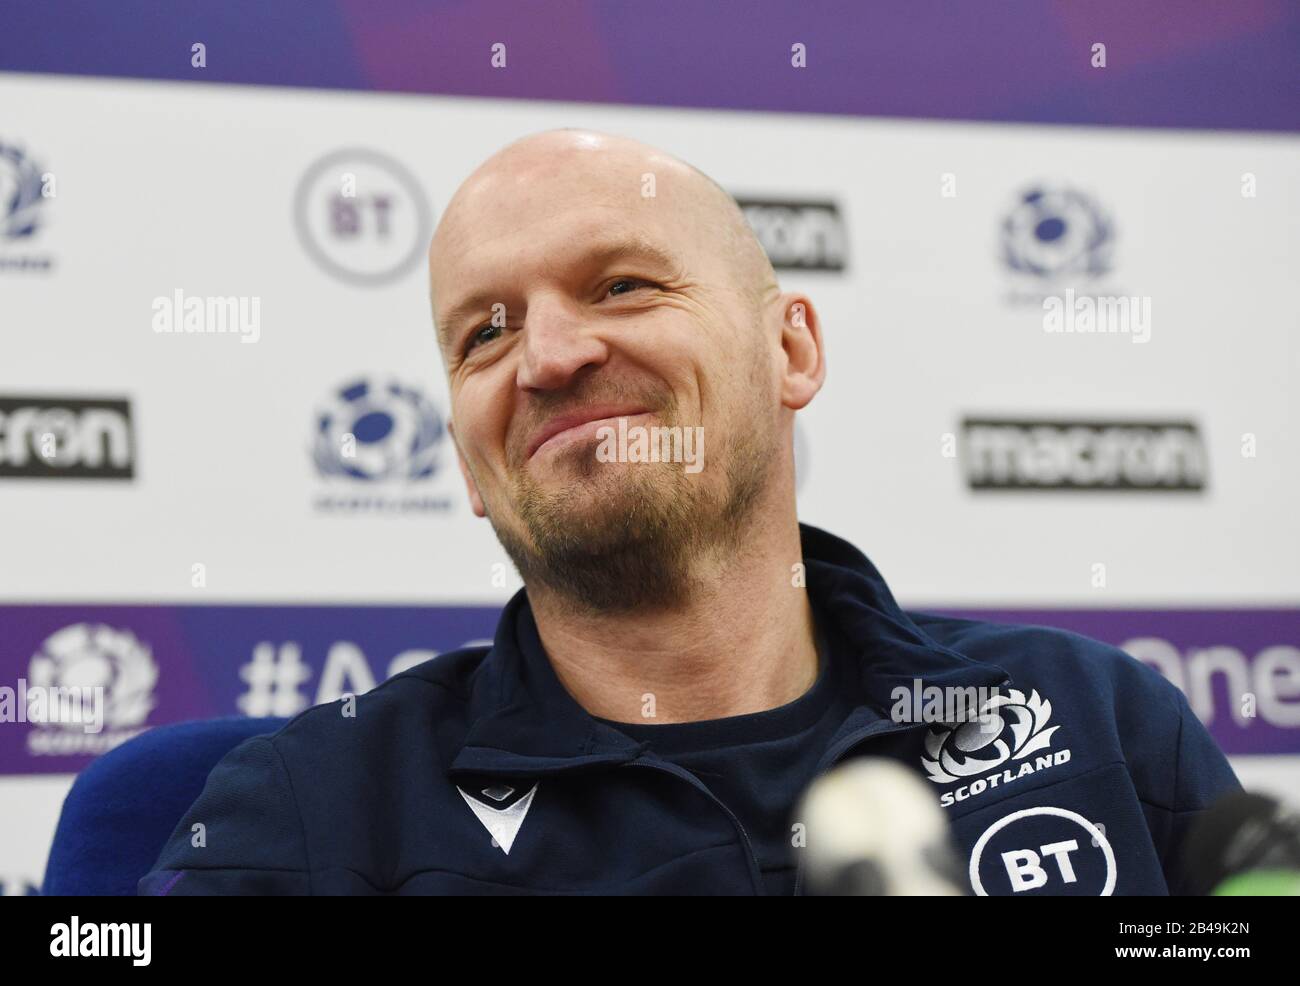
432,134,705,252
438,205,678,274
430,178,695,318
427,131,759,344
436,172,686,256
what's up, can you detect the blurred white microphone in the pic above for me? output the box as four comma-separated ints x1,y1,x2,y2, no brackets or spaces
797,757,967,895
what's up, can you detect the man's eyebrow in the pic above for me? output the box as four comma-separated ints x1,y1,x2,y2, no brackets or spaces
435,235,681,348
586,235,681,276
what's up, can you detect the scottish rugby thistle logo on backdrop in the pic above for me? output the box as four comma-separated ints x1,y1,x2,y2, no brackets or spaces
311,376,454,514
1000,184,1119,305
24,623,158,757
0,140,55,273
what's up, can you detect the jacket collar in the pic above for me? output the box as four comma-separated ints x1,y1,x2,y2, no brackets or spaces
449,523,1011,778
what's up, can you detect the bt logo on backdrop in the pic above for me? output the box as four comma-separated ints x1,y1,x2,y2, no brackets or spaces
294,148,433,287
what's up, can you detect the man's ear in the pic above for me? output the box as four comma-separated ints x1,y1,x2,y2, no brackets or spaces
777,292,826,411
448,420,487,518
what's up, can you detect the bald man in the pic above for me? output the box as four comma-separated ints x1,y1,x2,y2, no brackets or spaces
142,130,1238,896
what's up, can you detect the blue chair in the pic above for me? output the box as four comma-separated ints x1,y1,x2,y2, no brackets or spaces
42,716,290,896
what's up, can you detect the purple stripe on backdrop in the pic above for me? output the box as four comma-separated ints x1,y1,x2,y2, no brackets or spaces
0,0,1296,131
930,608,1299,757
0,604,1295,776
0,604,502,776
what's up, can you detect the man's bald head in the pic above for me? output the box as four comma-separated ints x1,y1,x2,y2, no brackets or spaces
428,128,779,341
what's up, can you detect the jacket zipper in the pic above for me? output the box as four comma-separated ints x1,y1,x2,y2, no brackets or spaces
623,757,768,896
792,718,932,895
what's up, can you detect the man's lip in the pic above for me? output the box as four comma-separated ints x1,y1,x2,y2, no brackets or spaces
526,406,653,459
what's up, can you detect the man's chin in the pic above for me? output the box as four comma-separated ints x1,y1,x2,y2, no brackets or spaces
505,465,692,553
526,448,687,498
538,475,681,534
495,484,697,612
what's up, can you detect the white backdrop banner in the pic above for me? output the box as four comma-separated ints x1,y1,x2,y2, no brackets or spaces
1,72,1296,886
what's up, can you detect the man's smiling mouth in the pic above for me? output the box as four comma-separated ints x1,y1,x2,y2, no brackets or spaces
526,406,653,460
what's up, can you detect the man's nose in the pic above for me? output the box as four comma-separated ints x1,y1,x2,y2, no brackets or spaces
516,296,609,391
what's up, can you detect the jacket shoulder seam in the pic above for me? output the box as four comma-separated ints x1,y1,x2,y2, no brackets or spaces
266,666,475,740
261,735,314,893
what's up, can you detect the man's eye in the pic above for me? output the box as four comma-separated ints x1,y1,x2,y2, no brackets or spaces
466,323,502,352
606,278,653,297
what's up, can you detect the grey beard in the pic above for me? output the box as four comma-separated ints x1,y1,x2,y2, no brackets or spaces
489,428,774,615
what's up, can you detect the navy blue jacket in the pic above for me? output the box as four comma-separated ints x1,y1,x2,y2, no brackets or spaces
140,524,1239,895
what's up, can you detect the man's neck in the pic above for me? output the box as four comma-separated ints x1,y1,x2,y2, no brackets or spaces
526,514,818,725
